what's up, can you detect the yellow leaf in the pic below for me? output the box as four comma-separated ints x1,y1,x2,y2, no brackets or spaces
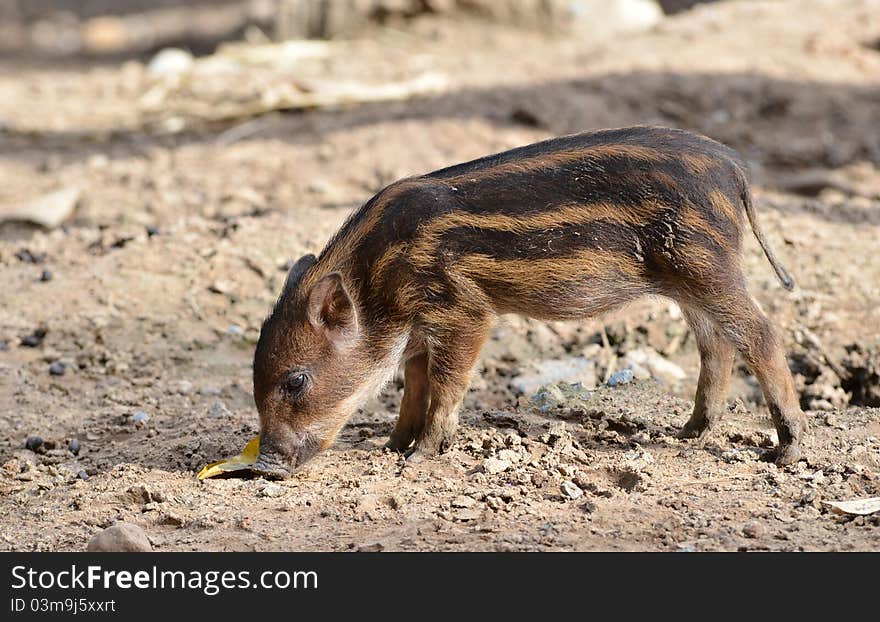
197,436,260,480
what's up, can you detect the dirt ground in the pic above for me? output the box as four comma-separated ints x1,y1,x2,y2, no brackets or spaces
1,0,879,551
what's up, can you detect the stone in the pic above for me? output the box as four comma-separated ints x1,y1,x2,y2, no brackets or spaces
451,495,477,508
742,521,766,539
454,508,482,521
147,48,194,77
561,480,584,500
607,369,634,387
25,435,43,451
483,457,512,475
207,400,232,419
68,439,80,455
511,356,598,395
87,523,152,552
258,483,285,498
624,347,686,386
131,411,150,424
48,361,66,376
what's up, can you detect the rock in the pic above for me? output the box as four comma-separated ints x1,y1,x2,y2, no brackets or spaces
561,480,584,500
356,542,385,552
131,411,150,424
496,449,521,464
627,361,652,380
201,386,223,397
207,400,232,419
454,508,482,521
624,347,686,386
209,280,234,295
483,457,512,475
20,329,47,348
147,48,194,77
607,369,634,387
567,0,663,35
39,269,53,282
511,356,598,395
68,438,80,455
15,249,45,264
175,380,194,395
451,495,477,508
25,435,43,451
87,523,152,552
742,521,766,539
48,361,66,376
225,325,244,336
77,470,89,480
1,187,80,229
631,431,651,445
258,483,285,498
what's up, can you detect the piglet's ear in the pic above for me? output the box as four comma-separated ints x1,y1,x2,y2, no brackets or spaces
306,273,358,346
282,254,317,296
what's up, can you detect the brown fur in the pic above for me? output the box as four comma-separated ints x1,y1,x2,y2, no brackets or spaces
251,126,805,477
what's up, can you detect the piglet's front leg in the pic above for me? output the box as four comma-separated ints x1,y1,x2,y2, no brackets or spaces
386,353,429,452
404,312,493,462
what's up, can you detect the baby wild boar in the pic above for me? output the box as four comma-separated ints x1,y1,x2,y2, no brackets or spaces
252,126,806,477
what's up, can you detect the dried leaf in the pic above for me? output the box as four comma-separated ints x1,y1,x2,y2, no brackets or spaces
197,436,260,480
824,497,880,516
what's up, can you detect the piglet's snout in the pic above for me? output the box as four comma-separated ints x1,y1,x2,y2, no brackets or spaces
253,429,322,478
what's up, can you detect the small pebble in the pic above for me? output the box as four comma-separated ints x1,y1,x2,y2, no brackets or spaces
68,438,80,455
483,457,512,475
20,329,47,348
176,380,193,395
25,435,43,451
15,249,46,264
131,411,150,424
561,480,584,500
743,521,766,539
607,369,634,387
146,225,160,237
77,470,89,481
451,495,477,509
258,483,285,498
225,325,244,336
207,400,231,419
39,269,53,282
48,361,66,376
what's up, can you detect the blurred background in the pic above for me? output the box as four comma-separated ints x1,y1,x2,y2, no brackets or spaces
1,1,879,551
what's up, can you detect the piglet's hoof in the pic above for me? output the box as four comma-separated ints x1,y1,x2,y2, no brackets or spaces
768,442,802,467
384,437,412,453
676,421,715,445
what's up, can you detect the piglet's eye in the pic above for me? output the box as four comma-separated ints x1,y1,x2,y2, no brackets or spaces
281,372,308,399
